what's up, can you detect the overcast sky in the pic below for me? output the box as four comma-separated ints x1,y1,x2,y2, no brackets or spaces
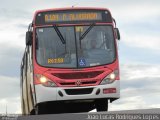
0,0,160,114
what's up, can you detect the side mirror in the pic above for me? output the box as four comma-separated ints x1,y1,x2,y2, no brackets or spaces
26,31,32,46
114,28,120,40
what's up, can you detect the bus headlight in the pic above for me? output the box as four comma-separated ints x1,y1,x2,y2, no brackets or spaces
100,70,118,85
40,76,47,83
36,74,57,87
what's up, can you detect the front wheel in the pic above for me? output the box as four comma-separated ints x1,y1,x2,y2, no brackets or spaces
95,99,108,112
34,105,40,115
34,104,46,115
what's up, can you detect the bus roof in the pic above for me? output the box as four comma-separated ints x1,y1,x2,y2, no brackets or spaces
33,7,112,25
34,7,111,14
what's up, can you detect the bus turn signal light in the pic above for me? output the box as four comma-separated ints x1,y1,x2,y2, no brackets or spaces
103,88,116,94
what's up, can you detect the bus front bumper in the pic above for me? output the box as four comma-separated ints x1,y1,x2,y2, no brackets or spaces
35,80,120,104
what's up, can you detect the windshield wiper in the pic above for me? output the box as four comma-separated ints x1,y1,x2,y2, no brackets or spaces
79,23,95,41
53,25,66,44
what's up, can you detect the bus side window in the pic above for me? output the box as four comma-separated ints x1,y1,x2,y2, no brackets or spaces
20,59,24,85
24,48,28,77
23,53,27,77
26,46,30,73
29,46,33,72
27,47,30,69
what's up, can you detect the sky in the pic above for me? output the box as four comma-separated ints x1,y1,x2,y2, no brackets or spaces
0,0,160,114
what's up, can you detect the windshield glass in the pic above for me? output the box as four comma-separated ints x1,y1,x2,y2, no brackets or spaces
36,25,116,68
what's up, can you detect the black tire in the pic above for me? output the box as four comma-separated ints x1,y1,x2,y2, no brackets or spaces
35,105,40,115
29,86,35,115
95,99,108,112
22,99,26,115
35,103,48,114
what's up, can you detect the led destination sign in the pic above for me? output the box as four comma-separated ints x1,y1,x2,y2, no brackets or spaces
35,10,112,25
45,12,101,22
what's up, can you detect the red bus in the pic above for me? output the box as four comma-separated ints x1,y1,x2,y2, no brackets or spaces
20,7,120,115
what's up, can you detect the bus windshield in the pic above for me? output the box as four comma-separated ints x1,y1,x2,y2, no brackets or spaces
36,25,116,68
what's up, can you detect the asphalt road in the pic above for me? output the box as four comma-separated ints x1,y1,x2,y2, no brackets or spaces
16,108,160,120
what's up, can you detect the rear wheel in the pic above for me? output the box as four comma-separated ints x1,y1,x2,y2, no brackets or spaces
22,99,26,115
95,99,108,112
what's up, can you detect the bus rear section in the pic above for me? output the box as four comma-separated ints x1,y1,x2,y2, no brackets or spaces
20,7,120,115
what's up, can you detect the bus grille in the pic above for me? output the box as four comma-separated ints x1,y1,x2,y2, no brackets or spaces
59,80,97,86
53,71,103,79
65,88,93,95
